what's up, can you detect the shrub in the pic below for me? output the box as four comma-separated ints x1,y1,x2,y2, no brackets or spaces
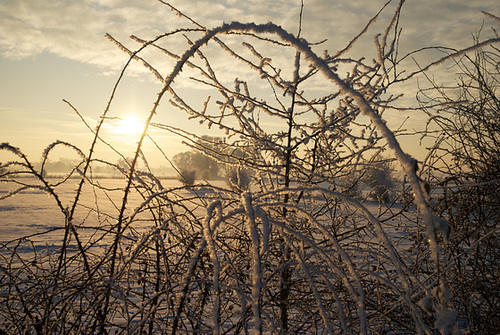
421,31,500,333
177,168,197,186
1,3,498,334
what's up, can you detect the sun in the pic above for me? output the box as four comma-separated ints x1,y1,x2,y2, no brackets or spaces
116,114,144,136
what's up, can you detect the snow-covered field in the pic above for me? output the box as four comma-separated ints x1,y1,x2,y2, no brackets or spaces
0,178,229,259
1,176,429,334
0,178,413,257
0,178,139,257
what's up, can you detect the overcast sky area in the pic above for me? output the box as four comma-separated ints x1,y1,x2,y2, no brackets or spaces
0,0,498,167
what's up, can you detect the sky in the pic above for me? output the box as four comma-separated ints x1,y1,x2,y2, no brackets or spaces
0,0,498,168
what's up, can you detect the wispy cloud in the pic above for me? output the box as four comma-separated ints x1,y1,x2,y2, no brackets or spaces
0,0,167,69
1,0,497,72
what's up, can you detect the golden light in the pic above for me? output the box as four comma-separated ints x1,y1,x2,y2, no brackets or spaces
115,114,144,136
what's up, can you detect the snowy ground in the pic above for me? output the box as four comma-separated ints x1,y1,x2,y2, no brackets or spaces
0,178,414,255
0,178,223,256
0,177,426,333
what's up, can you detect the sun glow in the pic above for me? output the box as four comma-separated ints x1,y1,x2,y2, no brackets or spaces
116,114,144,136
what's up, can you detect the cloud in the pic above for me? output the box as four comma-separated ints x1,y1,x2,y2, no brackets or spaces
0,0,497,75
0,0,169,69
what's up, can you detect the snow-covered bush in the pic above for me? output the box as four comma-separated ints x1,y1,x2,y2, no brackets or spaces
421,30,500,334
1,2,498,334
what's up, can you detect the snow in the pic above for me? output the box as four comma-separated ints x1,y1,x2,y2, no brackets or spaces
0,170,461,334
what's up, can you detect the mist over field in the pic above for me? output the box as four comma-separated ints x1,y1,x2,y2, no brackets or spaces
0,1,499,334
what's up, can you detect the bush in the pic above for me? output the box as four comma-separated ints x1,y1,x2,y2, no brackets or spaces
177,168,197,186
1,3,498,334
421,32,500,333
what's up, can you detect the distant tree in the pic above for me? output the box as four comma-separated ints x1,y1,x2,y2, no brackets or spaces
116,157,131,173
172,150,218,180
172,136,224,180
45,158,80,173
116,157,144,175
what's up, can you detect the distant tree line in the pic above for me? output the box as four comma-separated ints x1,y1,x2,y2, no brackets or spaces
29,157,174,177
